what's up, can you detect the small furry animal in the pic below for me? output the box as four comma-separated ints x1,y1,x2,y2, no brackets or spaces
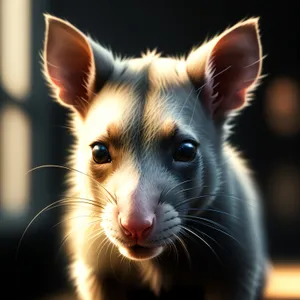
42,14,268,300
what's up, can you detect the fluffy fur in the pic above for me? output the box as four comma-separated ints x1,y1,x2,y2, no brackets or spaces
42,14,268,300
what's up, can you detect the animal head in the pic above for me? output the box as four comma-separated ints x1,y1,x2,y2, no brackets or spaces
43,15,262,261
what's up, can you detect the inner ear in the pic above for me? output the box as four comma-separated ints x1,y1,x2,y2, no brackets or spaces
210,21,261,110
186,18,262,119
43,15,96,117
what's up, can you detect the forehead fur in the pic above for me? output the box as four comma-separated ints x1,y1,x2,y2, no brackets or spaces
82,54,193,148
84,83,137,144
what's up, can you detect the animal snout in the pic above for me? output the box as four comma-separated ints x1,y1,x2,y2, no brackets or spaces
119,216,154,239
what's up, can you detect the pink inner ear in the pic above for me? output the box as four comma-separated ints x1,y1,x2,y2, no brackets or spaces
45,18,94,115
47,42,91,104
205,21,261,115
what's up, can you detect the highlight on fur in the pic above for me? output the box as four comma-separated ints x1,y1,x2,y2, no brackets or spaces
41,14,267,300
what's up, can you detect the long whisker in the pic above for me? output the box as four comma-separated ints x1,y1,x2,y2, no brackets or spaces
97,237,111,267
188,225,224,251
174,184,203,195
174,193,255,209
188,225,224,266
173,233,192,269
16,196,106,259
181,225,222,264
167,235,179,265
202,208,239,219
59,196,105,209
180,216,242,246
161,179,193,199
56,218,101,260
180,214,232,235
26,164,117,204
176,207,239,220
52,213,101,229
110,240,118,282
87,227,105,244
86,228,106,259
106,243,114,270
173,195,206,209
106,241,114,263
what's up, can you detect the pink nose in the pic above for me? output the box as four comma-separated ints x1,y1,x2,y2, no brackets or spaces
119,217,154,239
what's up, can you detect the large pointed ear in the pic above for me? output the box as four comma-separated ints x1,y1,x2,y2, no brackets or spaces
43,15,113,118
186,18,262,120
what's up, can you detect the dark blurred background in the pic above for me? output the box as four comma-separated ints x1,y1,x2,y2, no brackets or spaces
0,0,300,299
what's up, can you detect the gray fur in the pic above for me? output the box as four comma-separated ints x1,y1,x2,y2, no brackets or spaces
43,15,268,300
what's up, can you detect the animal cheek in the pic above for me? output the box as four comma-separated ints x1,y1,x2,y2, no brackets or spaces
155,203,182,236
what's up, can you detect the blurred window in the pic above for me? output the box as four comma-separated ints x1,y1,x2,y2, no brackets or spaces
265,77,300,137
0,0,32,219
266,162,300,225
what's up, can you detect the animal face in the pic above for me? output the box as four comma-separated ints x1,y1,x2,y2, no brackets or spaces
43,15,262,260
81,63,217,260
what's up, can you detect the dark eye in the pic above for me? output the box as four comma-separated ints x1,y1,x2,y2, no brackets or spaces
173,142,197,162
92,143,111,164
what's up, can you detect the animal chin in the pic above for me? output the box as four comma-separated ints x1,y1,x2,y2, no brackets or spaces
118,244,163,261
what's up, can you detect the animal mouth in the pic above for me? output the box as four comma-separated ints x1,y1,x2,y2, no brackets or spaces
119,244,163,261
129,244,147,251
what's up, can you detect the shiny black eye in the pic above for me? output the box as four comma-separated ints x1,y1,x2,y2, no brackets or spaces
173,142,197,162
92,143,111,164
